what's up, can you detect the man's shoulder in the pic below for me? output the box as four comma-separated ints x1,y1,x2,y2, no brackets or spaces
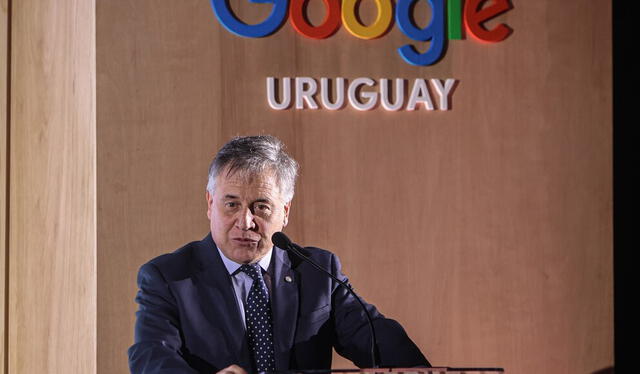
300,246,334,259
141,235,213,282
286,245,340,270
147,240,198,267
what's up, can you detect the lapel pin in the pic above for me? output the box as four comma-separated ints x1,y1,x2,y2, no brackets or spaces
284,275,293,283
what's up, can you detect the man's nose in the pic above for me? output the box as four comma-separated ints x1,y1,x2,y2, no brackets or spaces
235,208,256,230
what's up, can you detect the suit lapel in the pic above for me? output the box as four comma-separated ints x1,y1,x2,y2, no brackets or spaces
271,247,299,370
194,235,252,369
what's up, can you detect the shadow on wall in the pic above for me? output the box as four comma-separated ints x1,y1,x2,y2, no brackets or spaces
591,366,614,374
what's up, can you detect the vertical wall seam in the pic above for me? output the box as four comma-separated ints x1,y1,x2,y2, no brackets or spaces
92,0,97,371
3,0,11,372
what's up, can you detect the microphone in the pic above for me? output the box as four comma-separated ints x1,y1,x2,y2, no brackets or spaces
271,232,380,368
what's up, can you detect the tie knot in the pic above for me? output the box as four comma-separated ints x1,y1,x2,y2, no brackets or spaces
240,263,262,281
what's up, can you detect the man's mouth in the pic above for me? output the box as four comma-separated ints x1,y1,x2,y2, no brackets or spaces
232,237,260,244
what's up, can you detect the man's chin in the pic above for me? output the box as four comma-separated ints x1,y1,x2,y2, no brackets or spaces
229,246,266,264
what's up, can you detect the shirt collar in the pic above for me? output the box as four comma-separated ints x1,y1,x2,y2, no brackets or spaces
216,246,273,275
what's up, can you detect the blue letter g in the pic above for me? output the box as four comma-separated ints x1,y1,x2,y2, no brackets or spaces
211,0,288,38
396,0,446,66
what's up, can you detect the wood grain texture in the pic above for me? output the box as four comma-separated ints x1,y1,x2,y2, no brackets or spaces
0,0,7,372
8,0,96,373
97,1,612,373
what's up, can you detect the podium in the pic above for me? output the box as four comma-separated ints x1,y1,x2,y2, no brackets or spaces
273,369,504,374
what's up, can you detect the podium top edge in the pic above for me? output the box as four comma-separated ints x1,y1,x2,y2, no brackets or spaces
260,368,504,373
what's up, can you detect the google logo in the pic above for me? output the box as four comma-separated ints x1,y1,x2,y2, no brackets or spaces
210,0,512,66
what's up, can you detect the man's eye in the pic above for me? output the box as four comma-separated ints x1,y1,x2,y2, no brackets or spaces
255,203,271,211
225,202,238,208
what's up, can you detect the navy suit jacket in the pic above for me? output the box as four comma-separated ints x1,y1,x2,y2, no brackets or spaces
128,234,429,373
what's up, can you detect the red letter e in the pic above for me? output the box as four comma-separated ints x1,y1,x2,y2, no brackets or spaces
464,0,512,42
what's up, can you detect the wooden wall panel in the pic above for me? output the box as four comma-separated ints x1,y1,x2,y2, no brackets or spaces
96,1,216,370
0,0,7,372
8,0,96,372
98,1,612,373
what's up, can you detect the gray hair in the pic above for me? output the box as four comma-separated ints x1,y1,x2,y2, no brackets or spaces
206,135,299,203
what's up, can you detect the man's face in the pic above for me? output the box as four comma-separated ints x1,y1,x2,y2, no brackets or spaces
206,168,290,264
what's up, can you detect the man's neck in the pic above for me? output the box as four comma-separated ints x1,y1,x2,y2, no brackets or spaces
216,246,273,275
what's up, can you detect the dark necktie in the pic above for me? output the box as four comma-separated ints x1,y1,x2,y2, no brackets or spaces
240,263,276,372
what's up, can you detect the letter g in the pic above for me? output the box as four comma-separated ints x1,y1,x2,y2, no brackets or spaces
396,0,446,66
210,0,288,38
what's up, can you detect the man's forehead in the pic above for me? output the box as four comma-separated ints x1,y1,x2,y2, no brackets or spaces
217,168,281,194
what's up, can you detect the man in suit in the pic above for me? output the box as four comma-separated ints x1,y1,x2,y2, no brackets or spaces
128,135,430,374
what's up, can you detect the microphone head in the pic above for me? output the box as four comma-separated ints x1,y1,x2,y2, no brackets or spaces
272,231,292,250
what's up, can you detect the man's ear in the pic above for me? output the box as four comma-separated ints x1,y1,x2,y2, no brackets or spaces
206,191,213,220
282,202,291,227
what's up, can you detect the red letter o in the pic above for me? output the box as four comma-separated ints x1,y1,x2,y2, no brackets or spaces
290,0,341,39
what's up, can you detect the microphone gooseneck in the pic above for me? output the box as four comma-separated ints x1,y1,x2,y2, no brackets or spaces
271,232,380,369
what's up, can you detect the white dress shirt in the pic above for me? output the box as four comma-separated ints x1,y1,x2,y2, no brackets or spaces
216,246,273,329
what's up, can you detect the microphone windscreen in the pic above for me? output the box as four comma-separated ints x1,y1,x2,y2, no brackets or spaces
271,231,292,250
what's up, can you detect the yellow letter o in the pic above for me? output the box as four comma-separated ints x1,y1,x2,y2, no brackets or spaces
342,0,393,40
